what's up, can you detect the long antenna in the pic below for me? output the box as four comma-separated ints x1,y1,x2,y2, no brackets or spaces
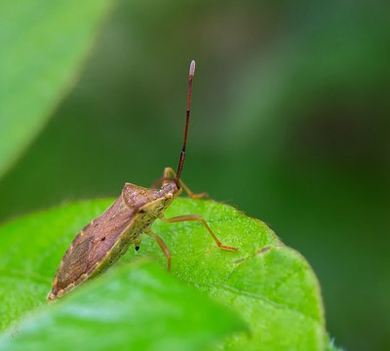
176,59,195,181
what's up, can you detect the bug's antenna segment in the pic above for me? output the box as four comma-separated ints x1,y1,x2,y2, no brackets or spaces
176,59,195,182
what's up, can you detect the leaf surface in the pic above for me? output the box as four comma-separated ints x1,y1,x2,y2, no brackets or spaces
0,261,243,351
0,198,328,350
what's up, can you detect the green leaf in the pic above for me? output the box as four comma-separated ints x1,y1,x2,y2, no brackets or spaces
0,198,328,350
0,261,243,351
0,0,113,178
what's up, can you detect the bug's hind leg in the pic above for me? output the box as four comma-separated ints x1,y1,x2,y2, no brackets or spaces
163,167,208,199
160,214,238,251
145,229,172,271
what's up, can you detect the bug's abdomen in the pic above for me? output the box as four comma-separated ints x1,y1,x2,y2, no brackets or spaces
50,195,136,299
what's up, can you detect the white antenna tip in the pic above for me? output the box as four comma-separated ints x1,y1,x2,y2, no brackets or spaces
189,60,196,77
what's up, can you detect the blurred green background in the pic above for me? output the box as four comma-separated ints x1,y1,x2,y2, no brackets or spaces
0,0,389,350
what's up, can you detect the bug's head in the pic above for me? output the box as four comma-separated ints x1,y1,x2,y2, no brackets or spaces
175,59,196,186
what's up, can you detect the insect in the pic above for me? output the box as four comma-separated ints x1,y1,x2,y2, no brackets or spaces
48,60,238,301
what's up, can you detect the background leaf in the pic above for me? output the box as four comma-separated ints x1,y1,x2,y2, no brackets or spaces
0,198,328,350
0,261,243,351
0,0,113,178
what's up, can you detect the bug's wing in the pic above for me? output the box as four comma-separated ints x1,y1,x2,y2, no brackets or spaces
51,195,136,297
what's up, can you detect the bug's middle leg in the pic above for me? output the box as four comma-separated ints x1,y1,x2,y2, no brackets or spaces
144,229,172,271
163,167,208,199
160,214,238,251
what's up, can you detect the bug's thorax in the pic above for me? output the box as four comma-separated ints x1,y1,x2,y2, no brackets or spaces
138,181,180,218
121,180,180,218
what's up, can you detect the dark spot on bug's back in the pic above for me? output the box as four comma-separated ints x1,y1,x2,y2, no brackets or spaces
101,237,106,242
135,246,140,251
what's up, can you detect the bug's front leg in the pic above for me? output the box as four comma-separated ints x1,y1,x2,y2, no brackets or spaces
163,167,208,199
160,214,238,251
144,229,172,271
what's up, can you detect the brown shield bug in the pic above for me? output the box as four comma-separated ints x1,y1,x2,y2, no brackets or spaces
48,60,238,301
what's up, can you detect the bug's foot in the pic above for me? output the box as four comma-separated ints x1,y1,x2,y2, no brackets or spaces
189,192,209,199
218,244,239,252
